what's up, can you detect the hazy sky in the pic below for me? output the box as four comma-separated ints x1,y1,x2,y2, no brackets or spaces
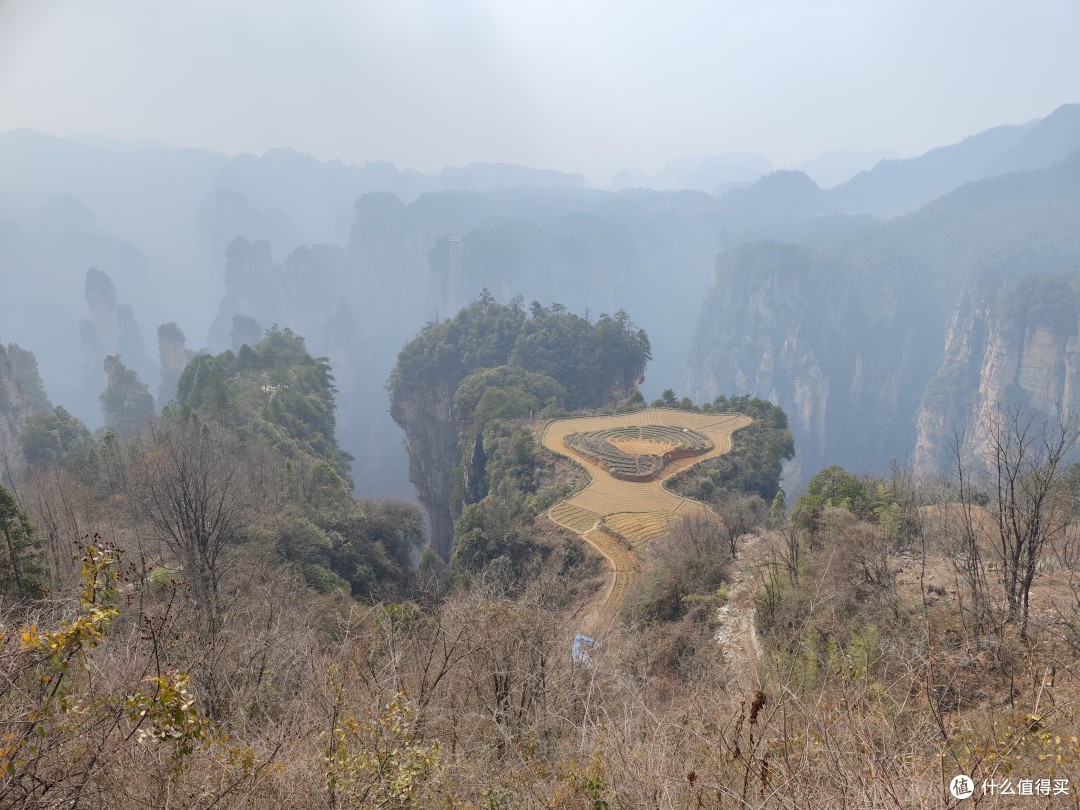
1,0,1078,184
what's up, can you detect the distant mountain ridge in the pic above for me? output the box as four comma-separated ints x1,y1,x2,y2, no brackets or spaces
714,103,1080,219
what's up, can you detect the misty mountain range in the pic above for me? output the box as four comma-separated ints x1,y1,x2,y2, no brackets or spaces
1,102,1078,496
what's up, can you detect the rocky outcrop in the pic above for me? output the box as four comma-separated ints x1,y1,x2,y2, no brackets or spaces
390,379,461,560
101,354,155,438
914,274,1080,475
157,322,191,404
85,268,119,356
689,242,930,488
0,344,51,474
82,268,155,400
697,261,1080,488
390,300,649,557
689,153,1080,488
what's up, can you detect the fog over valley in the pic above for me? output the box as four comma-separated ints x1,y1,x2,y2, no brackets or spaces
3,101,1079,498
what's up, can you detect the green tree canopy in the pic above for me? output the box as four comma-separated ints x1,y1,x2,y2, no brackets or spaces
795,465,874,521
669,395,794,503
176,327,348,477
454,366,564,432
0,483,44,596
18,407,95,472
390,295,650,415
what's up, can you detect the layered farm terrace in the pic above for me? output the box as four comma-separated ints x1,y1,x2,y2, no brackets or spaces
542,407,751,631
562,424,712,481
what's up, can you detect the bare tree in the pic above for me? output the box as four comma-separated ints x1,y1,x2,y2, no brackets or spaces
714,493,767,558
964,403,1080,638
131,416,254,633
21,467,90,588
949,424,991,639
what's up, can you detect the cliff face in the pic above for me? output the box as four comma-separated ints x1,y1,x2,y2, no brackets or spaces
914,274,1080,475
695,261,1080,488
101,354,155,438
388,302,527,559
689,154,1080,488
0,344,51,473
157,322,190,404
689,242,936,487
390,375,461,559
81,268,156,402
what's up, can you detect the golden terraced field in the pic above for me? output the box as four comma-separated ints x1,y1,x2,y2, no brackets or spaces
603,511,677,547
548,502,601,533
607,437,678,456
543,408,750,632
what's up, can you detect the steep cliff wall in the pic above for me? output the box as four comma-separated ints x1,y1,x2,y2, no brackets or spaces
81,268,156,403
915,273,1080,474
0,344,51,474
156,322,190,404
390,376,462,559
689,154,1080,487
689,241,937,486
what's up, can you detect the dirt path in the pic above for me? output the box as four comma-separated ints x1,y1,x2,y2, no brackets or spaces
713,532,766,692
542,407,750,637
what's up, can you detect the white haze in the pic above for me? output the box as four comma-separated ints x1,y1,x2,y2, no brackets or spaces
0,0,1078,501
1,0,1078,185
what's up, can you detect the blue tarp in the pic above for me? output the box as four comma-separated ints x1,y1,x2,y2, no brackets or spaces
572,633,596,665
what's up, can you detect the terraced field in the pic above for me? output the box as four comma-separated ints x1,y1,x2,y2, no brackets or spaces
608,437,678,456
543,408,750,633
582,528,635,621
603,510,676,547
563,424,713,480
549,502,601,533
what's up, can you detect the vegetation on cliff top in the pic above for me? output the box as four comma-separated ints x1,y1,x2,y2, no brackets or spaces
388,291,651,411
177,326,349,478
389,291,653,560
10,328,424,605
